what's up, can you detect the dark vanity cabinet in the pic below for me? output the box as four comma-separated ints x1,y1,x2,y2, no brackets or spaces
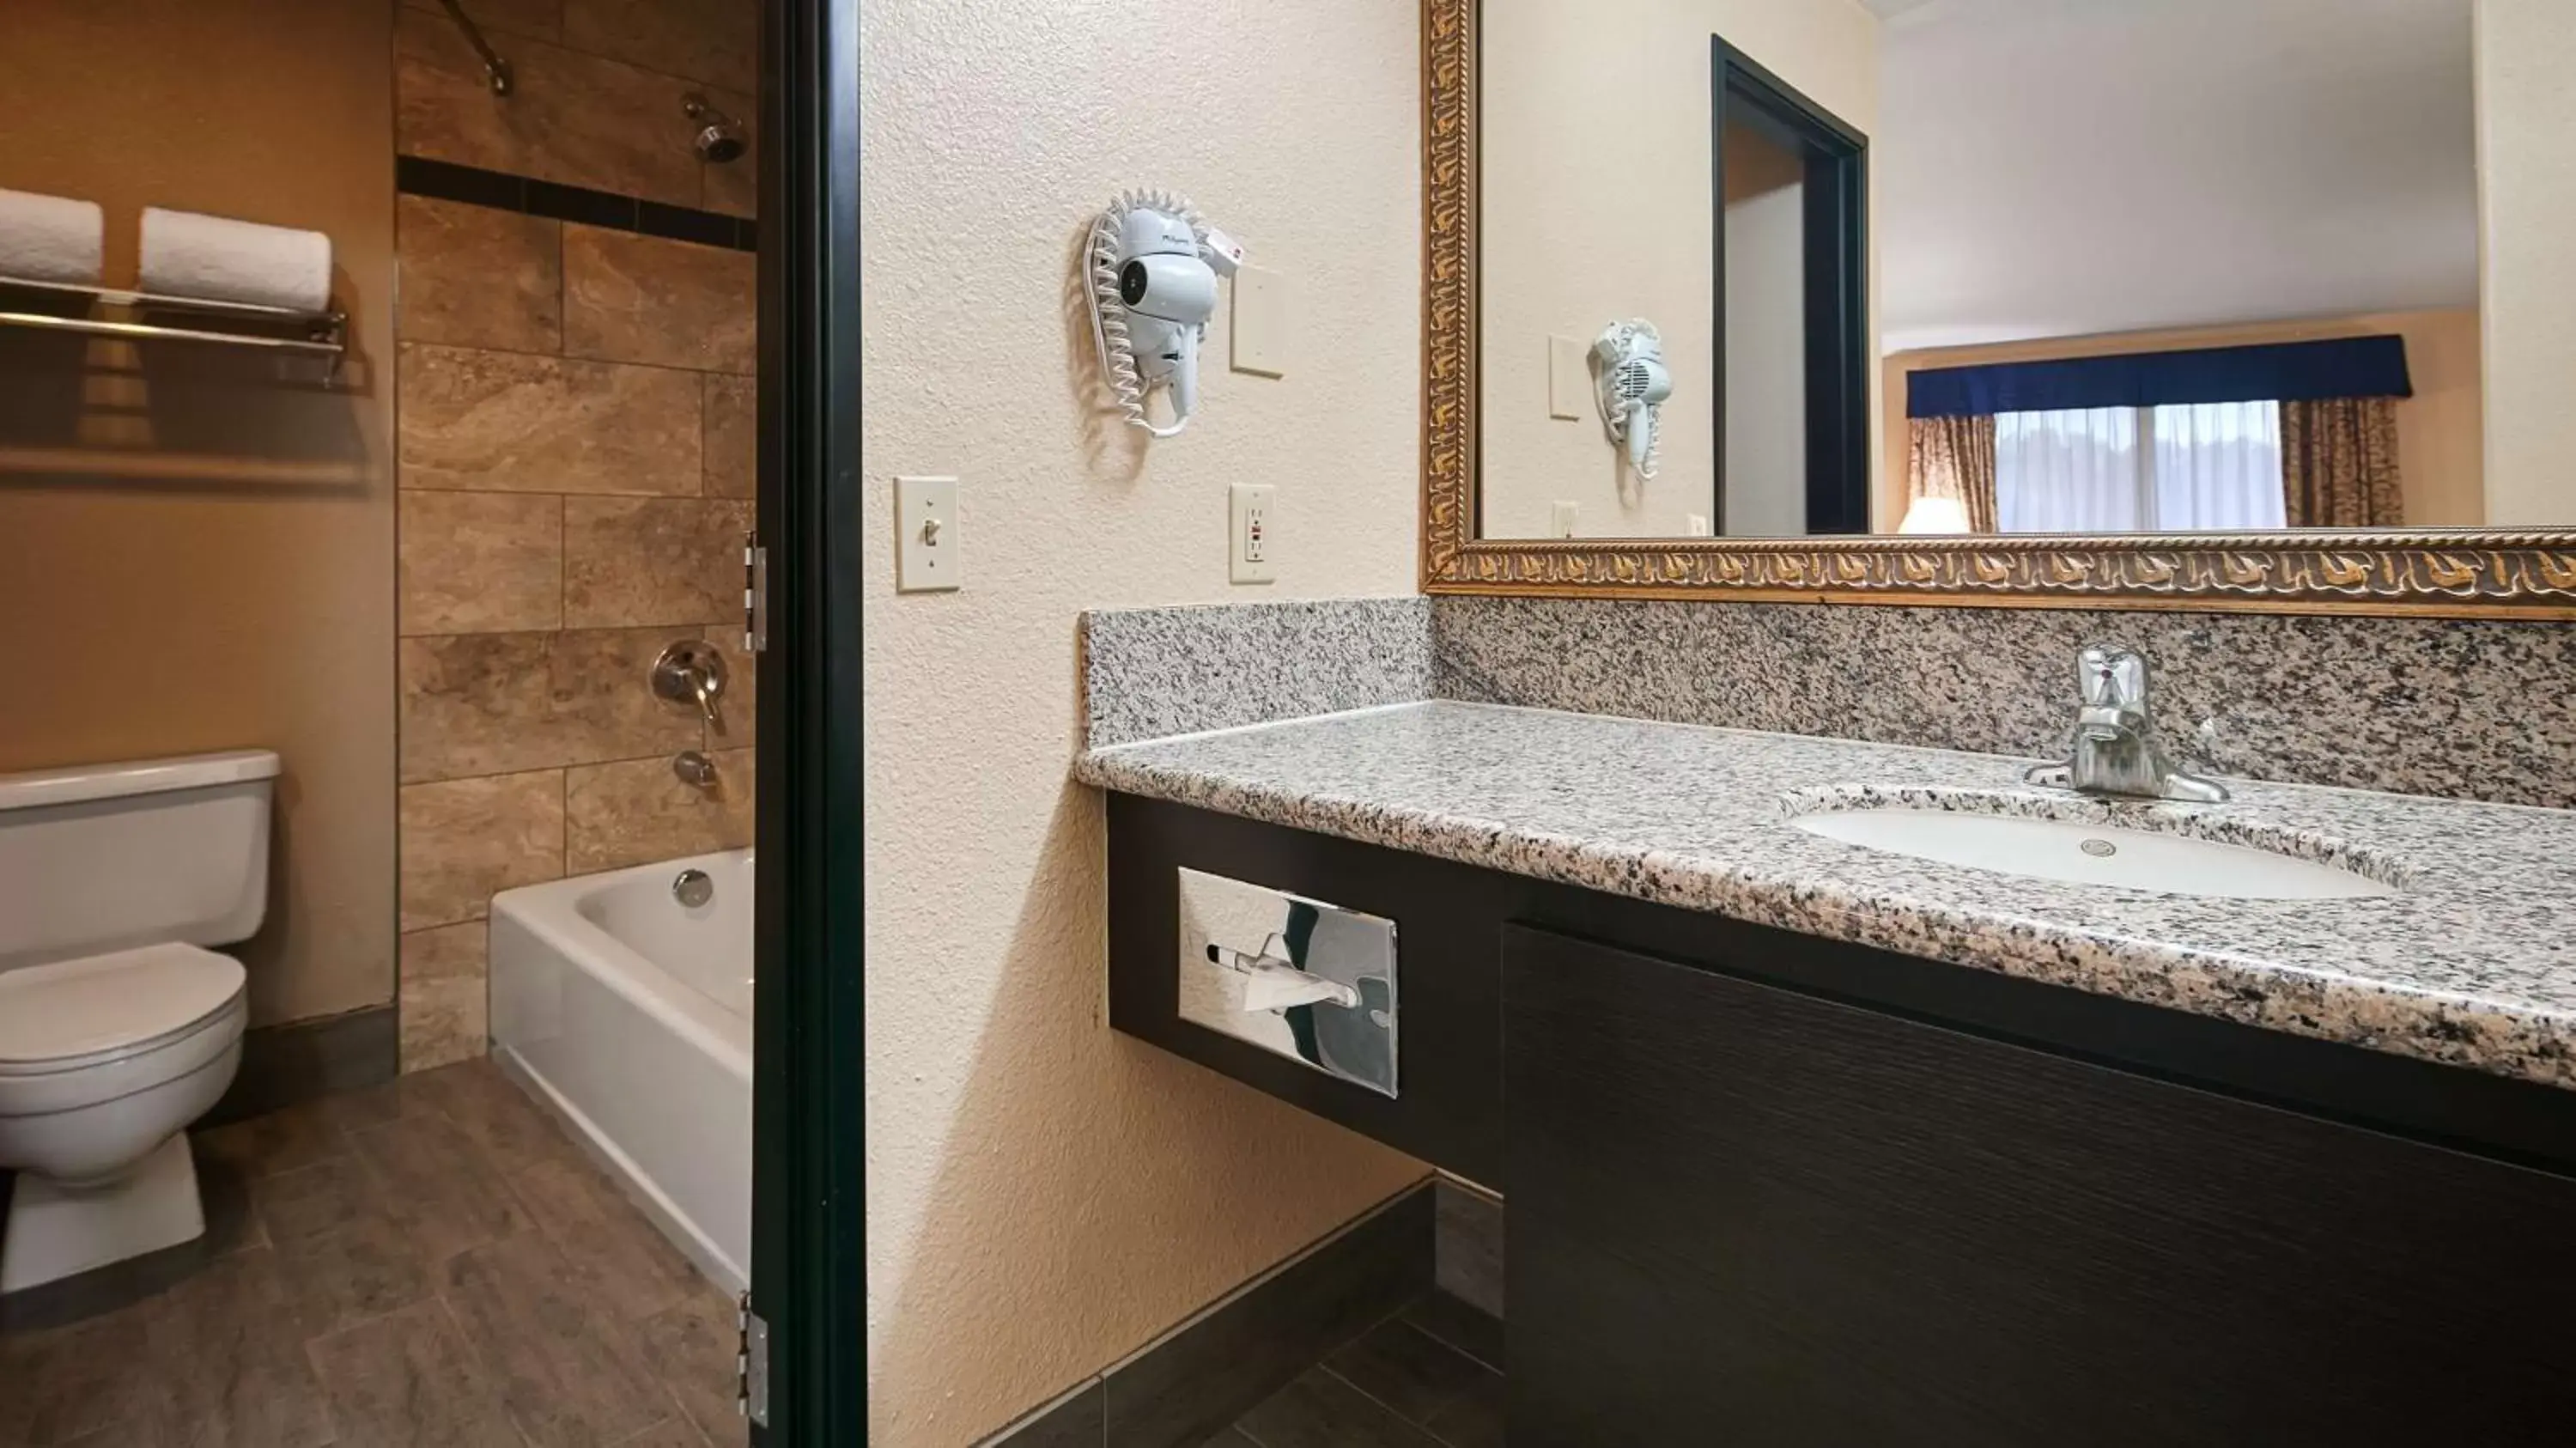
1107,794,2576,1445
1504,926,2576,1445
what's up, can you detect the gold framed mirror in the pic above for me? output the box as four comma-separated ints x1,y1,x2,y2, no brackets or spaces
1419,0,2576,617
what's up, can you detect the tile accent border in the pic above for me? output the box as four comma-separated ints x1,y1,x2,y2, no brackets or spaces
1078,599,1435,750
398,155,757,253
981,1183,1437,1448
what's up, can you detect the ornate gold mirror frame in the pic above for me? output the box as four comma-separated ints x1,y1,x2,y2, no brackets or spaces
1419,0,2576,618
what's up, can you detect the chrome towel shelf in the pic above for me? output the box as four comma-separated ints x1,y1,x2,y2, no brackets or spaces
0,274,347,372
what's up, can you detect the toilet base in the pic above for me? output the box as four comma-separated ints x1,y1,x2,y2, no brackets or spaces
0,1134,205,1294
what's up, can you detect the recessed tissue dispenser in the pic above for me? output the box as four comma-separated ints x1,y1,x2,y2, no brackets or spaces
1176,867,1398,1098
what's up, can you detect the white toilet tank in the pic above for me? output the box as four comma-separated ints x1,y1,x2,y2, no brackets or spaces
0,751,279,975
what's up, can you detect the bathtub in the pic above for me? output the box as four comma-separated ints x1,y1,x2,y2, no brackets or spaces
489,849,751,1294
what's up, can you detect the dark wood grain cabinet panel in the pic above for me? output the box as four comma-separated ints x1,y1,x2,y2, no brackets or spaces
1502,923,2576,1446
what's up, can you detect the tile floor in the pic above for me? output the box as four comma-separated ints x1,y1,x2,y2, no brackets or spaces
0,1059,743,1448
1213,1293,1506,1448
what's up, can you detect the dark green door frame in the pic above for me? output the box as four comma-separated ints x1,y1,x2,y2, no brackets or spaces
753,0,865,1442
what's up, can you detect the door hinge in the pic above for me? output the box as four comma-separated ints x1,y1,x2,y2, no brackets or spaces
743,534,769,655
738,1293,770,1427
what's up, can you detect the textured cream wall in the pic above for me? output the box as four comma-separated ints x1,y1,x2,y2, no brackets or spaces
2474,0,2576,525
859,1,1430,1441
1480,0,1880,539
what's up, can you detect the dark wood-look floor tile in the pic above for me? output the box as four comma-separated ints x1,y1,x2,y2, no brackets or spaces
406,1061,582,1175
1400,1294,1504,1375
307,1074,437,1136
253,1153,383,1245
1235,1369,1443,1448
270,1208,438,1337
305,1298,524,1447
144,1248,335,1447
440,1230,670,1445
1324,1313,1490,1427
1200,1430,1261,1447
633,1291,742,1446
0,1304,183,1445
1419,1366,1504,1448
349,1110,535,1266
193,1106,343,1179
512,1157,702,1322
610,1421,713,1447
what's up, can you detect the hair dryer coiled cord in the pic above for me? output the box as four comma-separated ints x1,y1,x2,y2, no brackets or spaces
1088,188,1205,440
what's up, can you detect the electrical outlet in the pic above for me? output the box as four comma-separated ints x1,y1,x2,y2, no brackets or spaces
1686,513,1711,537
894,476,959,593
1551,500,1579,538
1230,484,1277,584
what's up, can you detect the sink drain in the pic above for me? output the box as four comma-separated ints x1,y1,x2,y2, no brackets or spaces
2079,838,2119,858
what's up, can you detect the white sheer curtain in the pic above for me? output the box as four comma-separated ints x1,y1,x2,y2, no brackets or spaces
2153,401,2285,530
1996,401,2282,532
1996,407,2142,532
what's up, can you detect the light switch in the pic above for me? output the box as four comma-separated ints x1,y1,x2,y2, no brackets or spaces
894,476,958,593
1230,484,1277,584
1551,501,1579,538
1230,266,1291,378
1548,335,1589,421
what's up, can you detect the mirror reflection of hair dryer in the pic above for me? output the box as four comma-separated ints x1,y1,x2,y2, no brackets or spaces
1593,319,1673,480
1085,191,1244,439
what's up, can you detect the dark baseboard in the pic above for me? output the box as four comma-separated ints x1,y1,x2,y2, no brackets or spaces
1432,1177,1505,1321
204,1004,399,1128
986,1181,1437,1448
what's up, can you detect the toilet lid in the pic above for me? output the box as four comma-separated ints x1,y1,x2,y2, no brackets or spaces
0,944,247,1067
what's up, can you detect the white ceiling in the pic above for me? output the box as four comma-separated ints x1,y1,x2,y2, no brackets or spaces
1875,0,2477,353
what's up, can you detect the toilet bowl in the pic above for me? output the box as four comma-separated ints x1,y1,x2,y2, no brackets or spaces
0,751,276,1294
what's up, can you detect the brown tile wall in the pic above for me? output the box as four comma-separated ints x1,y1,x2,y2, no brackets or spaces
392,2,756,1072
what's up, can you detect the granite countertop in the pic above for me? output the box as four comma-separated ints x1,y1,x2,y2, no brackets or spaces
1073,701,2576,1092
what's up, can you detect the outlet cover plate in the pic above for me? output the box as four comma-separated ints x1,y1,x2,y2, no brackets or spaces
1230,483,1277,584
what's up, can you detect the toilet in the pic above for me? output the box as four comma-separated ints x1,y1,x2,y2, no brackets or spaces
0,750,275,1294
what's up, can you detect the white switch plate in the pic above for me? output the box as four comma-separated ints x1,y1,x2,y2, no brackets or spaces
893,476,959,593
1551,500,1578,538
1231,266,1291,378
1230,483,1277,584
1547,335,1589,420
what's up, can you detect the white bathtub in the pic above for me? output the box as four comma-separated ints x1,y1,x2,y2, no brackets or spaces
489,849,751,1294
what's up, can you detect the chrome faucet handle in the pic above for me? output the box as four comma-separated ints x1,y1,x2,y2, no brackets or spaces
2076,646,2150,716
651,640,730,727
2030,645,2230,803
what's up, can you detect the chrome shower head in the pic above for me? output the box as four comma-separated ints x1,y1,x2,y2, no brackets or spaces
683,93,746,164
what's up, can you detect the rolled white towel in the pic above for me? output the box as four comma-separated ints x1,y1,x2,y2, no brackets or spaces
0,188,105,287
139,206,332,313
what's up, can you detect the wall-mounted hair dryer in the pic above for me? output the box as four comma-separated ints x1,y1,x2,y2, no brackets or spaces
1085,190,1244,439
1594,320,1673,480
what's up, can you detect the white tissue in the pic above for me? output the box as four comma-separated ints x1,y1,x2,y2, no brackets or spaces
1242,961,1357,1013
138,206,332,313
0,189,104,287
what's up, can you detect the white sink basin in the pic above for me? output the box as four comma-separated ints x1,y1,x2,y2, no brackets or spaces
1789,807,2399,900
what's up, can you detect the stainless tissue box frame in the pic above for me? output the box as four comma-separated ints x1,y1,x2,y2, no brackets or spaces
1175,867,1399,1098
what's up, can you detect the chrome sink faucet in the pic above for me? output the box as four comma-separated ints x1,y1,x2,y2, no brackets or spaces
2025,647,2229,803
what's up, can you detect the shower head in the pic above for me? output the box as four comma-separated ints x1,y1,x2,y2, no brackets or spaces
683,93,747,164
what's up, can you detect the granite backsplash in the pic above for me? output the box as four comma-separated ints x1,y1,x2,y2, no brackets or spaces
1078,594,2576,810
1432,597,2576,810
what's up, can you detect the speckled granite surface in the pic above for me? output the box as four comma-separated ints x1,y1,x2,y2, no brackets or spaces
1432,597,2576,810
1076,701,2576,1091
1081,598,1431,748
